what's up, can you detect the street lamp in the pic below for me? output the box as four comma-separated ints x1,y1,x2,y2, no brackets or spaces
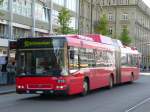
90,0,93,33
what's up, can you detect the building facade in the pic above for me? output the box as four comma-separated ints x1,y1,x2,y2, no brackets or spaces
0,0,79,56
98,0,150,69
0,0,81,84
78,0,101,34
0,0,149,69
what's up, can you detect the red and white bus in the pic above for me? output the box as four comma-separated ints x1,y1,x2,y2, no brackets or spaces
15,34,141,95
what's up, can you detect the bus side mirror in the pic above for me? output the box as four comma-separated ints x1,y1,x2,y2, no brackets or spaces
70,50,74,59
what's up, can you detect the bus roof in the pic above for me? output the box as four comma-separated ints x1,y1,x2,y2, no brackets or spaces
21,34,120,46
17,35,140,55
66,34,114,45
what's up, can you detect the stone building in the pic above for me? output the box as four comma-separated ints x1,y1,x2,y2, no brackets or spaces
98,0,150,69
79,0,97,34
0,0,149,68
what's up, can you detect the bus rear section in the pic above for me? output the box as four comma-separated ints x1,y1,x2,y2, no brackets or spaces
120,46,141,83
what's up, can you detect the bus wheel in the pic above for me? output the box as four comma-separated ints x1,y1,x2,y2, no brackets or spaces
81,79,89,96
40,94,47,97
108,76,113,89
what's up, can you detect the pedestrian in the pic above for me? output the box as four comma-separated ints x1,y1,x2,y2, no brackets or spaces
144,66,146,71
1,57,8,85
7,61,16,84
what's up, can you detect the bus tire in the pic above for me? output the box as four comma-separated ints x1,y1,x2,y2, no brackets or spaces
108,76,113,89
81,79,89,96
40,94,47,97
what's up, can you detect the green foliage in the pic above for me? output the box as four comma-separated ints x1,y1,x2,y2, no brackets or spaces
56,7,77,34
94,14,109,35
0,0,4,16
119,28,132,45
0,0,3,4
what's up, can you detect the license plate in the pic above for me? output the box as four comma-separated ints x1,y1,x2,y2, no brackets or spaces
36,91,43,94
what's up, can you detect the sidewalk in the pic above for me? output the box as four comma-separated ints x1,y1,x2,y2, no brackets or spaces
140,72,150,76
0,85,15,95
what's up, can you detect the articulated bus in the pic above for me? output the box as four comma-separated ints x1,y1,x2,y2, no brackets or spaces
15,35,141,96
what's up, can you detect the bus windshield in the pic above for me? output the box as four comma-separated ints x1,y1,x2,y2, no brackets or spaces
16,38,67,76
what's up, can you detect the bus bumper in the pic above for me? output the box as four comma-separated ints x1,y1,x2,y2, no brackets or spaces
16,88,69,95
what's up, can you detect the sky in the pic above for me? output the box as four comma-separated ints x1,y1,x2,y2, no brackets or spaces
143,0,150,7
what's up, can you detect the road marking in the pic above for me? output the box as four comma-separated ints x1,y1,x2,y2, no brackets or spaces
125,97,150,112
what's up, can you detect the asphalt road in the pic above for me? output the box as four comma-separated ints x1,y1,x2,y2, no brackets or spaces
1,74,150,112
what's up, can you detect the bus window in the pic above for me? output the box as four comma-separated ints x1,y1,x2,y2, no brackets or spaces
17,49,65,76
79,48,89,68
121,53,128,66
86,49,95,67
17,52,25,75
69,47,79,73
70,50,75,60
95,50,104,67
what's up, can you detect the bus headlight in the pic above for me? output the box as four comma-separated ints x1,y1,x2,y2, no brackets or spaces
17,85,24,89
56,86,64,89
18,85,21,89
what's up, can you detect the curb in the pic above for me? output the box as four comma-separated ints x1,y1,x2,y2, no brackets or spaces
0,90,15,95
140,73,150,76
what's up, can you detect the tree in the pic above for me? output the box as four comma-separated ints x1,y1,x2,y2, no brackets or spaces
94,14,109,35
119,28,132,46
56,7,77,34
0,0,4,16
0,0,3,4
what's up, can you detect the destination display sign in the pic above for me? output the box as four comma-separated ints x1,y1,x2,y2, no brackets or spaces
17,38,52,49
17,37,66,49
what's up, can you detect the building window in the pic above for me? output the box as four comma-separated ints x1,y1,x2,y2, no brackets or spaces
0,0,8,10
121,13,128,20
125,0,129,5
69,17,76,29
0,24,8,39
13,0,32,17
35,2,49,22
102,0,105,5
52,0,64,6
120,0,124,4
35,31,47,37
0,24,5,38
121,25,128,31
109,27,113,34
13,27,30,39
107,0,110,5
108,13,113,21
113,0,116,4
66,0,77,12
52,10,59,26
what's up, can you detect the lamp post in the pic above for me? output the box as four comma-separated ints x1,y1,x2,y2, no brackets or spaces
90,0,93,34
31,0,35,37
